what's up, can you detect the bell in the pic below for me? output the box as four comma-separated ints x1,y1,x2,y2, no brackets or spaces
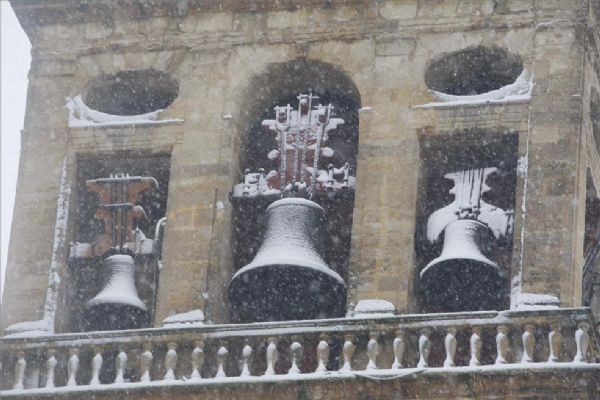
84,254,148,331
229,198,346,322
420,219,507,312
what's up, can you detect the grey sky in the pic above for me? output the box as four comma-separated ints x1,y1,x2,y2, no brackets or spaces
1,2,31,297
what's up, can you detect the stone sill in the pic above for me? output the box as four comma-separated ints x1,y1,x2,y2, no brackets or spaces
68,119,184,129
412,97,530,110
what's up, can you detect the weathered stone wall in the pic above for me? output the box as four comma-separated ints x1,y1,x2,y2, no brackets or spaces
2,0,598,332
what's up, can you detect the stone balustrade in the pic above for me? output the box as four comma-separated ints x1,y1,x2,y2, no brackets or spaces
0,308,598,395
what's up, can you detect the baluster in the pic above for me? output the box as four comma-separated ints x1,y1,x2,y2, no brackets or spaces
288,341,303,375
164,342,178,380
216,346,228,378
90,346,103,386
340,334,355,372
573,321,590,363
469,327,482,367
265,337,278,376
366,332,379,370
392,330,405,369
548,322,561,363
114,346,127,384
521,324,535,363
66,348,79,387
240,341,253,377
495,325,510,364
45,349,57,388
190,341,204,379
140,343,153,382
417,329,431,368
13,351,26,390
444,328,457,367
315,335,330,373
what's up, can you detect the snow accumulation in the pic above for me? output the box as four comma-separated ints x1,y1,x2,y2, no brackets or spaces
414,69,534,109
163,309,205,327
3,320,53,338
2,363,597,396
516,155,528,177
232,198,345,285
353,299,396,317
427,168,513,243
513,293,560,310
65,95,183,127
87,255,147,310
266,197,324,211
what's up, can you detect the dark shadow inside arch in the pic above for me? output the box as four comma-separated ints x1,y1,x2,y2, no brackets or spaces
230,59,361,322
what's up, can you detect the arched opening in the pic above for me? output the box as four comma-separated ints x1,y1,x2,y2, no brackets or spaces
425,46,523,96
83,69,179,116
229,59,361,322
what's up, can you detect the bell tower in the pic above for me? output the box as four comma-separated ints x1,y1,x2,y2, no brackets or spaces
1,1,599,399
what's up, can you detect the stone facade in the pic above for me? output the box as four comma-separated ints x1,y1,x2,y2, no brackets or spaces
1,0,600,399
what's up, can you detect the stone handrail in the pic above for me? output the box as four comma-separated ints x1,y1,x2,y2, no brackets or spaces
1,308,598,394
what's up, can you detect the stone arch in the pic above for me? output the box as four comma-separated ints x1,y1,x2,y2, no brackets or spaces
229,58,362,321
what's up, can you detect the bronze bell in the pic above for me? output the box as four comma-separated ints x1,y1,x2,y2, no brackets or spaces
420,167,513,312
228,198,346,322
420,218,508,312
84,255,148,331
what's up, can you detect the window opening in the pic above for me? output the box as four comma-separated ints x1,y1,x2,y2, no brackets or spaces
228,65,360,323
416,133,518,312
67,153,170,332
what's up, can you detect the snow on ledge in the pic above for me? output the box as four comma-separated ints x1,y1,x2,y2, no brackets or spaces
353,299,396,317
65,95,183,128
3,319,52,338
2,362,597,397
162,309,205,327
414,69,534,109
513,293,560,310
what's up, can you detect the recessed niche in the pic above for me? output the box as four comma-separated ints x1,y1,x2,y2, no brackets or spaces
83,69,179,116
415,132,519,313
66,152,171,332
425,46,523,96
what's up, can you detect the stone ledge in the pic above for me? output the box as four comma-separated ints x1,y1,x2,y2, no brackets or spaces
2,364,599,400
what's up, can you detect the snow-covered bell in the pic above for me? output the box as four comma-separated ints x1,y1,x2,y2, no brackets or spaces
420,219,507,312
228,198,346,322
84,254,148,331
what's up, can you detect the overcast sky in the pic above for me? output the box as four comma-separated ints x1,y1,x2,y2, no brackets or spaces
1,2,31,297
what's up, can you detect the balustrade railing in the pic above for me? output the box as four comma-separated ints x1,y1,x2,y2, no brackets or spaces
0,308,598,394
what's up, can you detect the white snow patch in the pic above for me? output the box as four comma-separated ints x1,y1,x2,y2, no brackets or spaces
414,70,533,109
266,197,324,211
354,299,395,317
514,293,560,310
232,198,345,285
536,19,573,29
65,95,183,127
516,155,528,177
87,255,147,310
163,309,205,327
3,320,52,338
